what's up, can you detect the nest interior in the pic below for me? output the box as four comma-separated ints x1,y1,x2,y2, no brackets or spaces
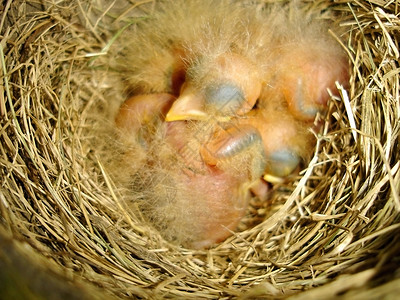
1,0,400,299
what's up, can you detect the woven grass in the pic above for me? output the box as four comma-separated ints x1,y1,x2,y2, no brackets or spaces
1,0,399,299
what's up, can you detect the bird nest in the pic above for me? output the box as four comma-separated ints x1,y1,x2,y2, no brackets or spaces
1,0,399,299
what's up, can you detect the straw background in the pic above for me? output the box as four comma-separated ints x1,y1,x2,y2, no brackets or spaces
1,0,399,299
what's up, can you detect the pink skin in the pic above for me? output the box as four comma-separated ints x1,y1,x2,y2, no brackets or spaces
115,49,348,248
198,50,349,178
275,46,349,121
115,93,176,132
165,121,271,248
116,94,265,249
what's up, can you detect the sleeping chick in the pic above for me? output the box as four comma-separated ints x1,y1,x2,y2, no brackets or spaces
116,93,267,248
113,0,349,248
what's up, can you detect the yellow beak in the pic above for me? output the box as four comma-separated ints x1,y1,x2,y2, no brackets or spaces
165,92,207,121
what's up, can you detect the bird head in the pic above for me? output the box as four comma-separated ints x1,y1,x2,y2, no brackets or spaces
165,53,262,122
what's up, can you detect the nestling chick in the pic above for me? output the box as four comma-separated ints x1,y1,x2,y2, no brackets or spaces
113,0,349,248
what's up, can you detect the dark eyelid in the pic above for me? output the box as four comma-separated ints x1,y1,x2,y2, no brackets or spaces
204,83,245,115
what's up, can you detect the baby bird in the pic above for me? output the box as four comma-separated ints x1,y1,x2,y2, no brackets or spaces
114,0,349,248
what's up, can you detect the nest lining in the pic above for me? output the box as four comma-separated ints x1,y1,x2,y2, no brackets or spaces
0,0,400,299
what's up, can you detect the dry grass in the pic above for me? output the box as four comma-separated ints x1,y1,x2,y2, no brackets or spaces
1,0,399,299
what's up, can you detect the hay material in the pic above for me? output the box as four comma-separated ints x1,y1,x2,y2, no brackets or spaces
0,0,399,299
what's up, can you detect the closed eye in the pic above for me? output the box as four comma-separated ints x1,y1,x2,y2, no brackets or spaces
204,83,245,116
